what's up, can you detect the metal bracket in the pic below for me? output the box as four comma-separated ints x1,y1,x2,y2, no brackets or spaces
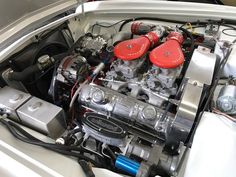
168,47,217,144
78,0,85,16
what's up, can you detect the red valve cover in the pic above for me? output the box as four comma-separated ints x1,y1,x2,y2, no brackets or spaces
149,40,184,69
114,32,159,61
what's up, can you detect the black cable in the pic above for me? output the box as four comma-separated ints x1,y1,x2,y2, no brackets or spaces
90,16,236,34
36,23,68,41
118,17,213,32
179,27,195,58
179,21,207,28
93,19,128,28
105,146,116,161
51,148,101,167
119,17,183,32
9,120,101,155
13,119,102,158
2,119,83,151
8,121,41,141
78,160,96,177
176,45,233,173
67,127,82,137
46,147,100,167
159,27,195,125
89,17,213,35
91,19,128,33
222,28,236,37
191,25,208,29
188,46,233,146
117,17,236,38
0,119,102,167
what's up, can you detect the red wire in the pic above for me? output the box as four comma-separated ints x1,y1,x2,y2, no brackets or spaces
212,108,236,122
70,80,79,98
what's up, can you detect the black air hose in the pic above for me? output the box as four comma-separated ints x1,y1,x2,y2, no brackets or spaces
0,118,102,167
8,55,54,81
179,27,195,58
8,64,41,81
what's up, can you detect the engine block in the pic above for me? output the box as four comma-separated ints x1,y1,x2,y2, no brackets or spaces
78,84,174,140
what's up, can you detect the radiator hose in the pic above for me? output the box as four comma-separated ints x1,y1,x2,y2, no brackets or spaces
8,55,54,81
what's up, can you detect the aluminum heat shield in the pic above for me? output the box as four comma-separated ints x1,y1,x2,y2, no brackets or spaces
168,47,216,145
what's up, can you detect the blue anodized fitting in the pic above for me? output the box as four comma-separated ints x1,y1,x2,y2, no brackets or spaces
115,155,140,176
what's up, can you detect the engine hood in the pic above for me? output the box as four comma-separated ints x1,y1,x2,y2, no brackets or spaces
1,0,236,62
0,0,78,51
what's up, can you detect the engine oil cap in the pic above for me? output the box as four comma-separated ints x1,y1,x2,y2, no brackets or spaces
141,105,157,120
92,89,105,103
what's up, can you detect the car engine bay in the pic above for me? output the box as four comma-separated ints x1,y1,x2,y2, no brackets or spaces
0,5,236,176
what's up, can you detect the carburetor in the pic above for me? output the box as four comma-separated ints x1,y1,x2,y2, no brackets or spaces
104,26,184,107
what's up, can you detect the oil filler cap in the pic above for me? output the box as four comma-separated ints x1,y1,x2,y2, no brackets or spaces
92,89,105,103
142,105,156,120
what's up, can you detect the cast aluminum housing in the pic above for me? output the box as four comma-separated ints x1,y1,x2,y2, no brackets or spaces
78,83,174,140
